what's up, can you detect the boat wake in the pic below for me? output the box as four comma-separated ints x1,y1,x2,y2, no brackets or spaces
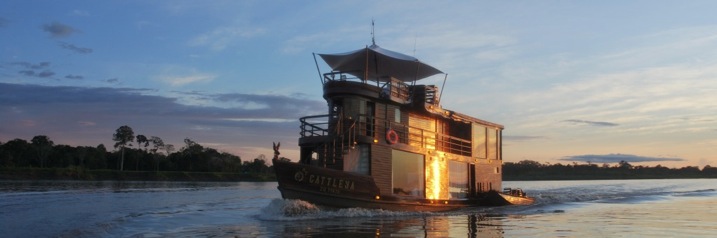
257,199,428,221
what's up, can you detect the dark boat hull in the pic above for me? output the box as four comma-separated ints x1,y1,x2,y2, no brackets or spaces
482,190,535,206
272,159,533,211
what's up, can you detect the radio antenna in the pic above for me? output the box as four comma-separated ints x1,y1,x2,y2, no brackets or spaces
371,19,376,45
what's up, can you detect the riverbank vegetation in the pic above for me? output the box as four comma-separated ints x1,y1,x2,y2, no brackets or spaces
2,125,716,181
0,125,281,181
503,160,717,180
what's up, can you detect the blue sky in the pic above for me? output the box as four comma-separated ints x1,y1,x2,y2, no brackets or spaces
1,1,715,167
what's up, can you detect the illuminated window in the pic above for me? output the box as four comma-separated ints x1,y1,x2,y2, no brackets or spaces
392,150,424,197
472,124,486,159
487,128,497,160
449,160,468,199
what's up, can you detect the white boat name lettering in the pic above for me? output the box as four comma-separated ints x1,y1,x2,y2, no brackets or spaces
308,174,355,191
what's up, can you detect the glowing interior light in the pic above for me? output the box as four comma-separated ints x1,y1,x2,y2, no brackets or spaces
425,155,448,200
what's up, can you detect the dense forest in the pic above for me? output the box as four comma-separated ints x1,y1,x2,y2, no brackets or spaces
0,125,284,181
503,160,717,180
2,125,716,181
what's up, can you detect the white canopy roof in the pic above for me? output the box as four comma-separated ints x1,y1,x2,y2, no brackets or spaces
318,44,443,82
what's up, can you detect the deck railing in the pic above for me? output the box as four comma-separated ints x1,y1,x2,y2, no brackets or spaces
299,114,331,137
323,72,412,103
300,114,473,157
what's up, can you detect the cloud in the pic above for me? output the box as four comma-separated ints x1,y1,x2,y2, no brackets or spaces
189,26,265,51
42,22,79,37
563,119,618,127
0,83,325,159
503,135,546,142
71,10,90,17
78,121,96,126
58,42,93,54
17,69,55,78
8,61,56,78
157,74,216,87
11,61,50,69
18,70,35,76
561,153,684,163
65,74,84,80
105,78,119,84
37,70,55,78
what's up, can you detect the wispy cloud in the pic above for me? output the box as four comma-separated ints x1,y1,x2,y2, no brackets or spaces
503,135,547,142
8,61,56,79
157,73,216,87
189,26,265,51
0,82,323,158
65,74,84,80
563,119,618,127
17,70,55,78
10,61,50,69
37,70,55,78
70,9,90,17
562,153,684,163
42,22,80,38
58,42,93,54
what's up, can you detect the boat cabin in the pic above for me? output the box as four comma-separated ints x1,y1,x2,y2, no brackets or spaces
297,44,503,201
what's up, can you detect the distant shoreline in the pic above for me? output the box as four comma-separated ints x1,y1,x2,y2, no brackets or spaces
502,174,717,181
3,167,715,183
0,167,275,182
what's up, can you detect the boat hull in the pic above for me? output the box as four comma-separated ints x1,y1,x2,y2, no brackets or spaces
482,190,536,206
272,159,533,211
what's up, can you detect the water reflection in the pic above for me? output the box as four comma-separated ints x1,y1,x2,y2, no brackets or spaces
0,180,237,193
254,214,506,238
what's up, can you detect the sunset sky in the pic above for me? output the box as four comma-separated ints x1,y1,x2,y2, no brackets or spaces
1,1,715,167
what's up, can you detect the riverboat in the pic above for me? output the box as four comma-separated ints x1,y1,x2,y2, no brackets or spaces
272,41,533,211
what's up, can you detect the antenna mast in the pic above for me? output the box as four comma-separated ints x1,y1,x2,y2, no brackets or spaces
371,19,376,45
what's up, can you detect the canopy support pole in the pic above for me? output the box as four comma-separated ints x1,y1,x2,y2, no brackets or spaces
312,53,323,85
437,74,448,106
364,46,369,83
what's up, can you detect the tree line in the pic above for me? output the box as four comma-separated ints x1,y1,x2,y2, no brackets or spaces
503,160,717,180
0,125,283,176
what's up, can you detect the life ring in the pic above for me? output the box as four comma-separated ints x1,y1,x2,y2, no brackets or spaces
386,129,399,144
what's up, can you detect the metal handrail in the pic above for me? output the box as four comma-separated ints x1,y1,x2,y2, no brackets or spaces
299,114,473,156
299,114,330,137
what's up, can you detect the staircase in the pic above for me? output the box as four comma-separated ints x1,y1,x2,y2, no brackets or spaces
315,114,357,170
424,85,438,105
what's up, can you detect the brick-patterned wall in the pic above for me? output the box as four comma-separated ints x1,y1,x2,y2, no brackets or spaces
371,144,392,195
474,160,502,192
408,113,436,132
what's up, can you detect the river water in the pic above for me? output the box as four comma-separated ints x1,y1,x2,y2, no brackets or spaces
1,179,715,237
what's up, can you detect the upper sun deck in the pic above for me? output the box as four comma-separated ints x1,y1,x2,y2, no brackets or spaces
317,44,444,82
321,71,415,104
315,43,503,129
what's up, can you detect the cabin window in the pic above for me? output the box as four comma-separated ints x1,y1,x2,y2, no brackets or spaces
392,150,425,197
472,124,486,159
497,130,502,160
487,128,497,160
359,101,375,137
344,144,370,175
449,160,469,199
394,108,401,122
331,99,343,120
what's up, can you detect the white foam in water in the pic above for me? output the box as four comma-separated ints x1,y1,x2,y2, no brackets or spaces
257,199,426,221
